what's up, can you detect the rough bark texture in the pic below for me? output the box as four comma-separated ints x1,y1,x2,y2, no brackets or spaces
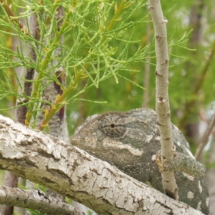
0,187,82,215
1,172,20,214
148,0,178,200
0,114,205,215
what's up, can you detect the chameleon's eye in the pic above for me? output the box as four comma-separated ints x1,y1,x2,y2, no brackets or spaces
99,113,126,138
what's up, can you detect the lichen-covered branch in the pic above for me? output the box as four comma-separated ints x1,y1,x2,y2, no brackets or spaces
0,115,204,215
147,0,178,199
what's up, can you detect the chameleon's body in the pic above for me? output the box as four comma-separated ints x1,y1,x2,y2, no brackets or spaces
71,108,209,214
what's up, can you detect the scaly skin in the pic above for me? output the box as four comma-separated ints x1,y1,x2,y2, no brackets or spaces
71,108,209,214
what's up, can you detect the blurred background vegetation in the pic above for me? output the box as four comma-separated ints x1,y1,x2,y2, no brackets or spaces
0,0,214,145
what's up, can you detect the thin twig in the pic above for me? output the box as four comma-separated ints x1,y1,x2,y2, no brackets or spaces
0,0,27,33
179,39,215,129
148,0,178,200
195,113,215,160
143,19,151,107
16,13,39,124
39,71,84,131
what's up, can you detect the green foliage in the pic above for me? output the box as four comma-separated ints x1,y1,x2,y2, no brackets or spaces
0,0,151,127
0,0,215,134
26,209,45,215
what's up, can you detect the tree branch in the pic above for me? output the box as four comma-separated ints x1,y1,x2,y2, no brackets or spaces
0,114,204,215
148,0,178,200
179,39,215,130
16,12,39,125
0,186,82,215
143,18,152,108
195,113,215,160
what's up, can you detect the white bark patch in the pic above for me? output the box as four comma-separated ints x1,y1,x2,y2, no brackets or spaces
182,173,194,181
173,125,179,131
185,148,195,159
197,201,202,211
176,141,181,146
151,154,156,161
146,135,153,143
198,181,203,193
155,136,161,141
206,197,209,207
187,191,194,199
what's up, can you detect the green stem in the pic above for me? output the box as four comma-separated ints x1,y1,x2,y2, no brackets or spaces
106,0,126,31
39,71,83,130
0,0,26,32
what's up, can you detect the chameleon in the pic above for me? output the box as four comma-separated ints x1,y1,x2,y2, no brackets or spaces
71,108,209,214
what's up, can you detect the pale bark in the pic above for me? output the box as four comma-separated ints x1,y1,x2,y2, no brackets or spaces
0,187,82,215
1,171,19,215
148,0,178,200
0,114,204,215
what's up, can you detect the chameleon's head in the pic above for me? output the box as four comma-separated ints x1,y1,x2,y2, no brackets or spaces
71,108,159,169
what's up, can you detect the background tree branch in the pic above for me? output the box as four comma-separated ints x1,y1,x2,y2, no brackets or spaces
195,113,215,160
0,186,82,215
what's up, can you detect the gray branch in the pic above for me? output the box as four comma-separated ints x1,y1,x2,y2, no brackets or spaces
0,114,204,215
148,0,178,199
0,187,82,215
